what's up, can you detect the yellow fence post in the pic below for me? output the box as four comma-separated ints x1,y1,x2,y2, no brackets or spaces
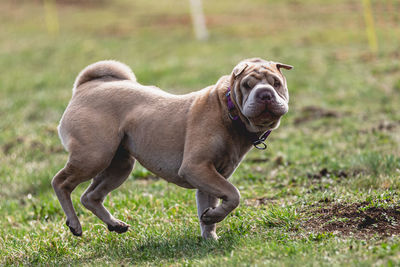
362,0,378,54
43,0,59,36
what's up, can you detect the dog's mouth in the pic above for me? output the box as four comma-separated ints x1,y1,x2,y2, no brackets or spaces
266,102,288,117
244,99,288,119
255,117,279,127
250,107,284,129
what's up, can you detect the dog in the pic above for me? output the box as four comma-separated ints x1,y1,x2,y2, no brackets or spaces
52,58,292,240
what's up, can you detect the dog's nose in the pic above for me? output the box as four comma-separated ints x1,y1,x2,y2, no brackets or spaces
256,88,276,103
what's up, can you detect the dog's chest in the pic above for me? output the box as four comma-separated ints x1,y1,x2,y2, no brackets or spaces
214,151,244,179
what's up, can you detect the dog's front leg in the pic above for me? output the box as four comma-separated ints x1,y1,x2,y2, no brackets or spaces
196,190,219,240
179,163,240,233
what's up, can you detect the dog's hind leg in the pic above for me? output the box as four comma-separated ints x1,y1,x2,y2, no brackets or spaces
80,145,135,233
196,190,219,240
52,138,118,236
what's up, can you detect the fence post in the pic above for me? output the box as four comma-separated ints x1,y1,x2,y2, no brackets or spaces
362,0,378,54
189,0,209,41
43,0,59,36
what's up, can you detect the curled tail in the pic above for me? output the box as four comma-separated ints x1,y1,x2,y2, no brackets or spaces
73,60,136,92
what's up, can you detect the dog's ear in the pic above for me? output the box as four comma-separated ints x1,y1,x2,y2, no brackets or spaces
232,63,248,77
276,63,293,71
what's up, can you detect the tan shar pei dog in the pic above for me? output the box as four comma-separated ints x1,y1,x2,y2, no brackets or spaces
52,58,292,240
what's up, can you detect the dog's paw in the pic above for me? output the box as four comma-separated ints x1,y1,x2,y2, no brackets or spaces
200,207,225,225
66,219,82,236
202,231,219,241
107,220,130,234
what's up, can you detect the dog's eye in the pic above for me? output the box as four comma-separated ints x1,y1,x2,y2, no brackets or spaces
273,78,281,88
243,78,256,89
243,80,251,89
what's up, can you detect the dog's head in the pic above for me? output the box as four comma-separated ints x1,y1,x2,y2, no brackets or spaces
230,58,292,132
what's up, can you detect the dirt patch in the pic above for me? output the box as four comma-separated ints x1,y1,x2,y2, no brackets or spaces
246,156,286,166
2,137,24,154
360,120,400,134
294,106,340,125
245,197,277,207
247,158,270,163
373,120,399,132
307,168,348,180
2,137,64,155
302,202,400,238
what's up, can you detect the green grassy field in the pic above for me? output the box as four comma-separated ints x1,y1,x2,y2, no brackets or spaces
1,0,400,265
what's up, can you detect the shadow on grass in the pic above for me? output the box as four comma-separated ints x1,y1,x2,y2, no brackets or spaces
62,231,237,265
134,235,235,263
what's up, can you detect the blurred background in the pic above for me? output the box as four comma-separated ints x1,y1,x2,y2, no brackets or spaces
1,0,400,190
1,1,400,264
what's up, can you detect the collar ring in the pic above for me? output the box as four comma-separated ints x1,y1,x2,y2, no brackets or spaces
253,140,267,150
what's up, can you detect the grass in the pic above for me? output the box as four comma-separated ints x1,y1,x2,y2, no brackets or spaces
1,0,400,265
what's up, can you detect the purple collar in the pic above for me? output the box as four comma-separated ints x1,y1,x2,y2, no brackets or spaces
226,87,272,150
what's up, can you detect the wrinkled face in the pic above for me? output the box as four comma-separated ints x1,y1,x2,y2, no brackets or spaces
231,58,292,132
